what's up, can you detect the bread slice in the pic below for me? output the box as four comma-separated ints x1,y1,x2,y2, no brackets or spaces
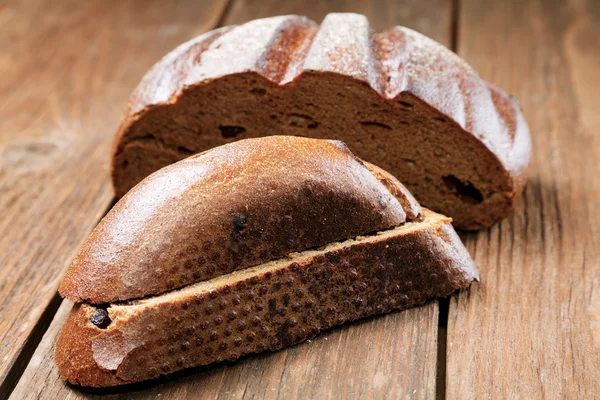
60,136,422,304
111,13,531,229
56,136,477,387
56,210,478,387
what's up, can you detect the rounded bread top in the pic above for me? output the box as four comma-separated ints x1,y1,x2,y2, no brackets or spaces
61,136,419,303
115,13,530,182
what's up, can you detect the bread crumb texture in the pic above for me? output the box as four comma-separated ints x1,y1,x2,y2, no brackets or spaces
111,13,531,229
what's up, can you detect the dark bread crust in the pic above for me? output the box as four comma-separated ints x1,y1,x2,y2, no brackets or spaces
55,303,128,387
60,136,418,304
110,13,531,229
362,161,421,220
55,210,478,387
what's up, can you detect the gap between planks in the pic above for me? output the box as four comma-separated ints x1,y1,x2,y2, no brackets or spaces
435,1,461,398
0,199,115,400
215,0,236,28
0,293,62,400
450,0,460,54
435,297,450,400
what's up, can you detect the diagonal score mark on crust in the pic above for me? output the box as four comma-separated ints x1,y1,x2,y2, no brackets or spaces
303,13,383,93
253,17,318,85
362,160,422,220
124,26,234,118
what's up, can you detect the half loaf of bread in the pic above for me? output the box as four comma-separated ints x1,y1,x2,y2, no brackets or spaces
111,13,531,229
57,136,478,387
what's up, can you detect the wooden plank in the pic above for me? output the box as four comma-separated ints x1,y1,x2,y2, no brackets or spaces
225,0,452,44
11,301,439,400
0,0,228,397
10,0,454,399
446,0,600,398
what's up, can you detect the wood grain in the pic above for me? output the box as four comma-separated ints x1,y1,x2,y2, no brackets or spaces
0,0,228,397
224,0,452,44
10,301,439,400
446,0,600,398
8,1,453,399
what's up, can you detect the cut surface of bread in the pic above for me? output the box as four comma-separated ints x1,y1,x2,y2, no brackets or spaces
60,136,421,304
111,13,531,229
56,210,478,387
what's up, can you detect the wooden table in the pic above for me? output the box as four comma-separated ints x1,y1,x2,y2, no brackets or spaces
1,0,598,398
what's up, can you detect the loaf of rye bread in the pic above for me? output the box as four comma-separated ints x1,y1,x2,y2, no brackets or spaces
111,13,531,230
57,136,478,387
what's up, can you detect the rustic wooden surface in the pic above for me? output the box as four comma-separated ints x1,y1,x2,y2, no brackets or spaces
446,0,600,398
224,0,452,43
2,0,599,399
0,0,228,397
10,301,439,400
3,0,452,399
